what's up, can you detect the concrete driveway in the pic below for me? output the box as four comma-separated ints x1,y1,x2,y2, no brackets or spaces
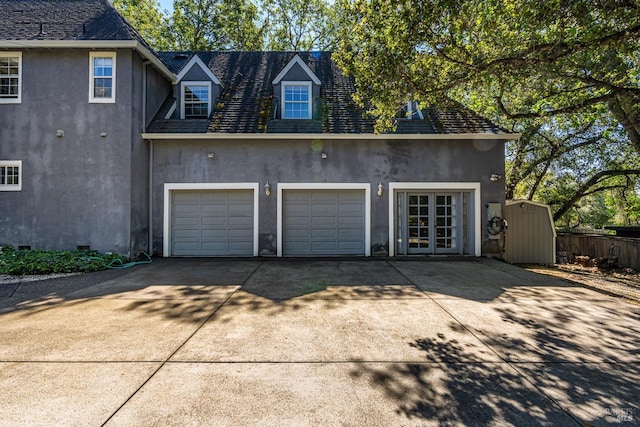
0,258,638,426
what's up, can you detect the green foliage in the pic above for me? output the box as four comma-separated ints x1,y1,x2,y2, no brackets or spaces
171,0,263,50
334,0,640,142
335,0,640,227
0,247,129,276
261,0,341,50
113,0,174,50
115,0,343,52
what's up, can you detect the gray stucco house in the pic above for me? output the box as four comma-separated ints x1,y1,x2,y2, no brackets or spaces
1,0,517,258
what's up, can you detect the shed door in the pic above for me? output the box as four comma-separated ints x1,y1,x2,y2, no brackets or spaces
283,189,365,256
171,190,254,256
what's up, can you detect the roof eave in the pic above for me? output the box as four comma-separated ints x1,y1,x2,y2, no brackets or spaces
142,132,521,140
0,40,176,82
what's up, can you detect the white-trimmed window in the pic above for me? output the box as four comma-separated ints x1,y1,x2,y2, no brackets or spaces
282,81,312,119
181,81,211,119
0,52,22,104
89,52,116,103
0,161,22,191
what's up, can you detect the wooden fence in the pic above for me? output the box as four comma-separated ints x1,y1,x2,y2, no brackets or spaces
557,233,640,271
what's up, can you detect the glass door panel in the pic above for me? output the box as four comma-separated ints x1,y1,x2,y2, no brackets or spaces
407,194,430,254
435,194,458,253
396,191,467,255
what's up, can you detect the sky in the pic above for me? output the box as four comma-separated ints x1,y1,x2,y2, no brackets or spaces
157,0,174,14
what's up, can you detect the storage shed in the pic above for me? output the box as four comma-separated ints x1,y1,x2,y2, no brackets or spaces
504,200,556,265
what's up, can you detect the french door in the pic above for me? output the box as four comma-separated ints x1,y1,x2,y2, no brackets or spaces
396,192,469,255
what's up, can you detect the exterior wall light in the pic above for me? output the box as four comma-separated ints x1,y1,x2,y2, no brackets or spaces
321,152,328,159
377,182,384,197
264,182,271,196
490,174,502,182
207,152,215,159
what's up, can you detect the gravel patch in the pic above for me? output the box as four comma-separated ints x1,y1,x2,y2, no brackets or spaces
0,273,81,285
524,264,640,304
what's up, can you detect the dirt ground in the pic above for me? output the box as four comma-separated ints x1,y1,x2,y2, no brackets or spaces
524,263,640,304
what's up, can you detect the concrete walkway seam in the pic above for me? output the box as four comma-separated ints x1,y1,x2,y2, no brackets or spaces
100,261,265,426
384,260,584,426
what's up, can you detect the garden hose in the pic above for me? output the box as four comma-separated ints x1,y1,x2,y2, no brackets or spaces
106,252,153,269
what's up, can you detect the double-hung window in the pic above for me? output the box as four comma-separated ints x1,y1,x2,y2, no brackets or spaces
0,161,22,191
89,52,116,103
0,52,22,104
181,82,211,119
282,82,312,119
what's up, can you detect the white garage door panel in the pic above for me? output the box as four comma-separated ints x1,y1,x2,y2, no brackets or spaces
171,190,254,256
283,189,365,256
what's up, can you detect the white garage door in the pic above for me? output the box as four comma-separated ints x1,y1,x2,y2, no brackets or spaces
171,190,254,256
283,189,366,256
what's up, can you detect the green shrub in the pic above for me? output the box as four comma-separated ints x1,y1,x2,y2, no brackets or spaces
0,246,129,275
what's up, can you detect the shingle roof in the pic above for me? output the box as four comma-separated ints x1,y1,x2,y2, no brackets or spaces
0,0,145,43
0,1,510,136
149,51,510,135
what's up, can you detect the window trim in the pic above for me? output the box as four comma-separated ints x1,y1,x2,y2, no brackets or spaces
0,52,22,104
89,51,116,103
180,81,212,119
0,160,22,191
281,81,312,120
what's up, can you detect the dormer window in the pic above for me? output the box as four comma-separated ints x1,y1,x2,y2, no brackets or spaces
400,100,424,120
282,82,312,119
174,54,221,120
181,82,211,118
273,55,321,121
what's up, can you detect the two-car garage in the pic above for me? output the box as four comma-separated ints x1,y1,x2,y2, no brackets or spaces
164,183,370,257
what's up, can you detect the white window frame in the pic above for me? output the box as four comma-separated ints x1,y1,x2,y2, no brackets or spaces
0,160,22,191
180,81,212,119
89,52,116,103
281,81,312,119
0,52,22,104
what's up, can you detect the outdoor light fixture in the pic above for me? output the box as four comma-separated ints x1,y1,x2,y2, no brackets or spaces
207,152,215,159
264,182,271,197
321,152,328,159
490,174,502,182
377,182,384,197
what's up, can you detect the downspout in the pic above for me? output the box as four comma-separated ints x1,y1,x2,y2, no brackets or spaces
149,139,154,255
142,61,154,255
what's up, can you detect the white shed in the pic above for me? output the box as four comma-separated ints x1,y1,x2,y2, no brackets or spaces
504,200,556,265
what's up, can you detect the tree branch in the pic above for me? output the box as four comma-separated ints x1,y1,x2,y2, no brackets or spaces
494,92,617,119
551,169,640,221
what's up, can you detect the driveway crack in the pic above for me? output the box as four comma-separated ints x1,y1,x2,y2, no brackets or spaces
101,261,265,426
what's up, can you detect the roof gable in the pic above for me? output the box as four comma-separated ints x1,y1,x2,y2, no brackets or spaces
175,54,222,86
272,54,321,85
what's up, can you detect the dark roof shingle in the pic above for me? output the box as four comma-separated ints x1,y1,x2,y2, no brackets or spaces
0,0,140,41
150,51,510,135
